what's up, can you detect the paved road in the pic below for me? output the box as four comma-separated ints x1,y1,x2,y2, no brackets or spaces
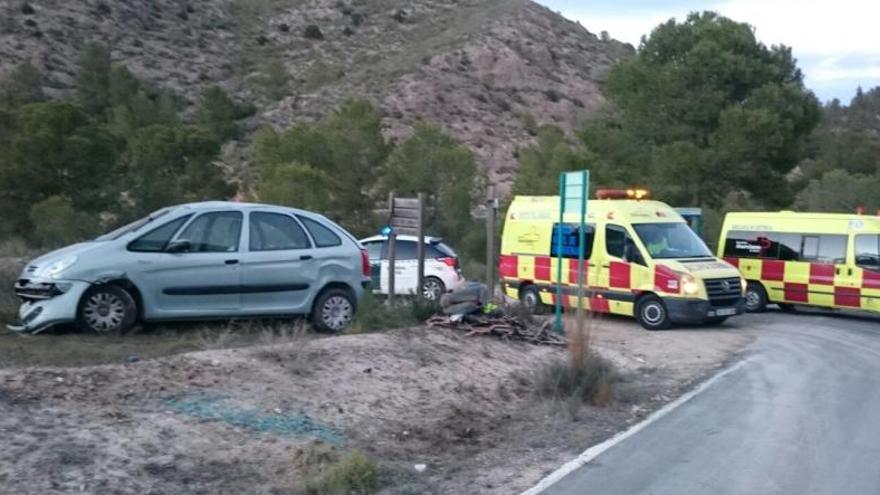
542,310,880,495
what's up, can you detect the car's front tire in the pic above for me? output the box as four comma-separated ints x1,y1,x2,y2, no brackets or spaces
77,285,138,334
636,295,671,331
312,288,356,333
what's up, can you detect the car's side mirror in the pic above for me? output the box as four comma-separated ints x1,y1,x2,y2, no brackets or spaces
165,239,192,253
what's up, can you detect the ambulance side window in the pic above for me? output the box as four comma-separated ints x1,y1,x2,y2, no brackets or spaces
802,235,847,264
855,235,880,271
606,225,645,265
550,223,595,259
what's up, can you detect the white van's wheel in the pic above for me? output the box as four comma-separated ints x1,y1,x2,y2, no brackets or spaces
421,277,445,301
636,295,671,331
744,282,768,313
77,285,137,334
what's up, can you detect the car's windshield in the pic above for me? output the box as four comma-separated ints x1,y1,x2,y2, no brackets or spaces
95,208,173,241
633,222,712,259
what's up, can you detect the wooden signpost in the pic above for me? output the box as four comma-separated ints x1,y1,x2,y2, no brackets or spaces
386,193,426,303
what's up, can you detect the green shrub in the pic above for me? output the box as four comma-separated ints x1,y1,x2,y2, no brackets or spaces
302,449,379,495
536,350,617,408
351,292,439,333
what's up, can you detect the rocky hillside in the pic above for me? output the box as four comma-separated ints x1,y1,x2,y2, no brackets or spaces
0,0,632,194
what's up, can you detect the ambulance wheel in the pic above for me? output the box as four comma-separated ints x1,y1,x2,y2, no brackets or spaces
636,295,671,331
519,285,546,315
744,282,768,313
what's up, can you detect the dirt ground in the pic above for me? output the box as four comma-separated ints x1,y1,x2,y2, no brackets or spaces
0,314,755,494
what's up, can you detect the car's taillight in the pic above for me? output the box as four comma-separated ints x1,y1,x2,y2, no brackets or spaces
439,257,458,268
360,249,371,277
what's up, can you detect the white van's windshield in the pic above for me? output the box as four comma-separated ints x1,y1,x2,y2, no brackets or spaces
633,222,712,259
95,208,173,241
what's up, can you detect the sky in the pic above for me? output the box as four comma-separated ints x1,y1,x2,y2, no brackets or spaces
536,0,880,103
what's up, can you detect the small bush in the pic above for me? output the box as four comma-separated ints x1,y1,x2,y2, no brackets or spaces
392,9,406,23
20,2,35,15
304,24,324,40
350,13,365,27
350,292,438,333
300,448,380,495
536,351,616,408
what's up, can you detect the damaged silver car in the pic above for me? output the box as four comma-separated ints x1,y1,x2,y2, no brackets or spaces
8,202,371,334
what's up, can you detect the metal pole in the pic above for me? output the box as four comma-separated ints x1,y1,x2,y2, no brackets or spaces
486,185,496,299
416,193,425,299
576,171,589,344
388,193,396,305
555,174,566,334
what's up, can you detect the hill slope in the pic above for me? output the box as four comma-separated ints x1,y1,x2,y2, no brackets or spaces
0,0,632,193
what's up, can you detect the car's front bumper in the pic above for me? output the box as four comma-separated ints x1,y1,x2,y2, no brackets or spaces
665,297,745,324
6,279,91,334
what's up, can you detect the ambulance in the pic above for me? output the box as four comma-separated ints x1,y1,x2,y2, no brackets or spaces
500,190,746,330
718,211,880,314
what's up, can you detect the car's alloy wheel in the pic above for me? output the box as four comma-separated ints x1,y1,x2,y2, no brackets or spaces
78,285,137,333
317,293,354,332
422,277,445,301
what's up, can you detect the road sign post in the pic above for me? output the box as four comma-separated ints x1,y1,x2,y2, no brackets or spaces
555,170,590,334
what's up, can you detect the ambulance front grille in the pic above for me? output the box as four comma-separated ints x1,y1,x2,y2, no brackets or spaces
704,277,742,307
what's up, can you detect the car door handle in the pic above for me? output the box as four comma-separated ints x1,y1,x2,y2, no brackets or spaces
300,255,313,261
225,259,239,265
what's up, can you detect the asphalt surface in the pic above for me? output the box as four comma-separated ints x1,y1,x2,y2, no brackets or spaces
542,309,880,495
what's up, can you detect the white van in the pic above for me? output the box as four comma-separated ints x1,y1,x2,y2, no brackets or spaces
359,235,466,300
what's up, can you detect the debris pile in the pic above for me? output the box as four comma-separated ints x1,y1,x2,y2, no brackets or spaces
428,283,564,346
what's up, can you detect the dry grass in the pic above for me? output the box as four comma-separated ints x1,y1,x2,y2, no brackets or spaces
534,316,618,418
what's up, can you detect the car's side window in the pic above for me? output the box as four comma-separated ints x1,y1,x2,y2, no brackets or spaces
364,241,385,260
392,241,419,260
249,212,311,251
177,211,242,253
856,234,880,272
128,215,192,252
298,216,342,248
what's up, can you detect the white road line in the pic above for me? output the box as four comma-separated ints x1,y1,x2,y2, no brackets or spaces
521,358,750,495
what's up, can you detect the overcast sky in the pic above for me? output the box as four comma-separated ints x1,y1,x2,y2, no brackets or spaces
536,0,880,103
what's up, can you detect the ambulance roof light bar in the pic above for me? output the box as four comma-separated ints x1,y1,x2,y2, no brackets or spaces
596,188,651,200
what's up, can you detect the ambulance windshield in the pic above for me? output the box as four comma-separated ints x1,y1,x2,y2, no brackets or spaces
633,222,712,260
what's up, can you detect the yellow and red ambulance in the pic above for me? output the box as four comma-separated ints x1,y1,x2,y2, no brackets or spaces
500,191,746,330
718,211,880,314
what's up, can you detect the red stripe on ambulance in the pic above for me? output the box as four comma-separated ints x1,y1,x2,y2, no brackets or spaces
835,287,861,307
609,261,631,289
784,283,809,303
863,270,880,290
535,256,552,281
498,255,518,278
761,260,785,281
809,264,835,285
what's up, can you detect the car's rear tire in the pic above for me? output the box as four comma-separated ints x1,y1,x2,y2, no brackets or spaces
744,282,768,313
636,295,671,331
77,285,137,334
421,277,445,301
519,285,546,315
312,288,355,333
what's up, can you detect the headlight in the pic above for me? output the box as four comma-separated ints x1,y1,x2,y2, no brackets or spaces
741,278,748,293
681,274,700,296
36,256,78,279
